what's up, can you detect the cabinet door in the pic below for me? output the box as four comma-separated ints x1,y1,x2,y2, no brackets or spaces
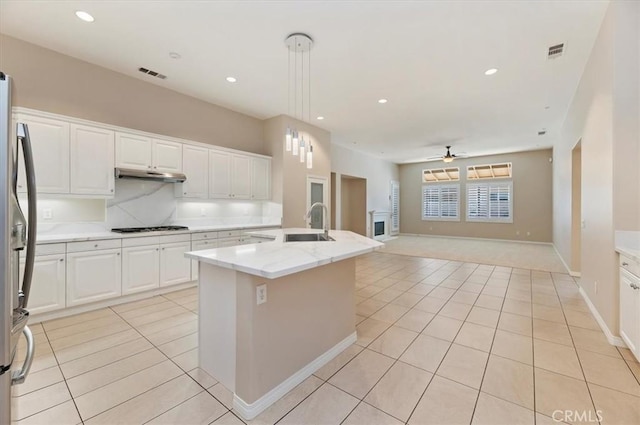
115,132,152,170
620,269,640,357
20,254,66,315
209,150,232,199
70,124,115,196
160,242,192,287
122,246,160,295
16,115,70,194
66,249,122,307
190,239,217,281
180,145,209,198
251,157,270,200
231,155,252,199
152,139,182,172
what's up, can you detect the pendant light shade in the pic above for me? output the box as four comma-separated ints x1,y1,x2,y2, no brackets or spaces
292,131,299,155
285,127,292,151
306,145,313,169
300,137,306,163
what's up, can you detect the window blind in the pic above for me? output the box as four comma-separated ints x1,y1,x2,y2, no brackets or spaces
422,185,459,221
467,182,512,222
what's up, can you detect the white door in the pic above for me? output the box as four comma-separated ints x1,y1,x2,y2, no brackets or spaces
115,132,152,170
190,240,217,281
70,124,115,196
20,254,66,315
17,115,70,194
620,269,640,357
307,176,328,230
209,150,232,199
251,157,270,200
160,242,192,286
231,155,251,199
180,145,209,198
152,139,182,172
390,180,400,235
122,246,160,295
66,249,122,306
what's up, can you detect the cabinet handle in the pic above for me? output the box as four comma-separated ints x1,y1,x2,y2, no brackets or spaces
183,192,187,195
631,283,640,290
622,262,629,266
110,189,114,193
117,252,120,256
59,258,64,262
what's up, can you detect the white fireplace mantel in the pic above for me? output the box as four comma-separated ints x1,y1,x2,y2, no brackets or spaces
369,210,390,241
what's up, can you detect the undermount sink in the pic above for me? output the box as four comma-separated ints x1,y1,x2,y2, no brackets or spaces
284,233,335,242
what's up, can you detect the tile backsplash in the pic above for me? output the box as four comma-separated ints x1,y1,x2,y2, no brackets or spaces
26,180,282,236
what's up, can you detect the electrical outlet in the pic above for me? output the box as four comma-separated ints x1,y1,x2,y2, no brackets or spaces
595,281,598,294
200,207,206,217
256,284,267,305
43,208,53,220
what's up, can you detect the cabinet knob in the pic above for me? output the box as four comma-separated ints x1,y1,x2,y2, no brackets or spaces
94,244,98,248
59,258,64,262
184,192,187,195
154,166,157,169
162,247,165,250
622,262,629,266
148,165,151,169
110,189,114,193
156,248,159,251
117,252,120,256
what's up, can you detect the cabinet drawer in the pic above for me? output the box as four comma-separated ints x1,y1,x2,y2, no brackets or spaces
191,231,218,241
159,233,191,244
122,236,160,248
192,240,217,250
620,255,640,278
21,243,66,258
218,230,241,238
67,239,122,253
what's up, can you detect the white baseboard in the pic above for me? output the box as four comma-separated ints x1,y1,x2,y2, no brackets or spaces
399,233,553,246
233,332,357,420
578,287,626,347
552,244,578,276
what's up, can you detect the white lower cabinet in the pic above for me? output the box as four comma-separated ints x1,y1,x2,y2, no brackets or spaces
66,248,122,307
160,242,192,287
620,255,640,361
122,246,160,295
20,254,66,315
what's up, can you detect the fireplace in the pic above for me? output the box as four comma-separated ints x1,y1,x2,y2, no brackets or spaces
374,221,385,237
369,210,390,241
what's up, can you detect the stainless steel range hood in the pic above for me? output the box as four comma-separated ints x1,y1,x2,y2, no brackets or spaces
115,168,187,183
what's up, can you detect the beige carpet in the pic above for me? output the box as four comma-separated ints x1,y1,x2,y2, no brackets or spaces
380,235,567,273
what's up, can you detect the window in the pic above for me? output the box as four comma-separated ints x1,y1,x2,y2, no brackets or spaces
422,184,460,221
467,182,513,223
467,162,512,180
423,167,460,183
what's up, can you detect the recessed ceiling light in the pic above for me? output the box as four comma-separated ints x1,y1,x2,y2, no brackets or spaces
169,52,181,59
484,68,498,76
226,77,237,83
75,11,94,22
316,116,324,120
378,98,388,104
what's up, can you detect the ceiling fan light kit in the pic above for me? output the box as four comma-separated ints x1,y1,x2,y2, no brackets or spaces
426,145,468,163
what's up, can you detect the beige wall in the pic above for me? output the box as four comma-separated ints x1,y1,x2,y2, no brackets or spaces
399,149,553,242
0,34,265,154
264,115,331,228
340,176,367,236
553,0,639,336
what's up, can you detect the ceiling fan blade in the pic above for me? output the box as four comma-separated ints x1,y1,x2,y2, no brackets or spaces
425,155,444,160
452,153,468,158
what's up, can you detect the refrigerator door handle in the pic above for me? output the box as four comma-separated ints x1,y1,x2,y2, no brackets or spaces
16,123,36,308
10,325,33,385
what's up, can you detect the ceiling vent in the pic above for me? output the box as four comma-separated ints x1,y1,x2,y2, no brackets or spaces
538,130,547,136
138,67,167,80
547,43,565,59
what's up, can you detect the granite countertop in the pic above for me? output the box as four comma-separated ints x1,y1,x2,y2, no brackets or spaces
615,230,640,262
35,222,282,244
185,228,384,279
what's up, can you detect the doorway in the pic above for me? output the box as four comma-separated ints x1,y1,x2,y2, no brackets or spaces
571,141,582,274
307,176,328,230
340,175,367,236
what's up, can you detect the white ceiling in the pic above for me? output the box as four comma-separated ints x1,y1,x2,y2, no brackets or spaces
0,0,609,163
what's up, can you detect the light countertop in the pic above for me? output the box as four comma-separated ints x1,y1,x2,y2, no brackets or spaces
185,228,384,279
35,222,282,244
615,230,640,262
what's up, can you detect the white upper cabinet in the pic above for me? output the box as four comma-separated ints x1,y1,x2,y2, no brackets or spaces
179,145,209,198
251,157,271,200
116,132,182,173
209,150,232,199
115,132,152,170
152,139,182,173
231,155,251,199
16,115,70,194
70,124,115,196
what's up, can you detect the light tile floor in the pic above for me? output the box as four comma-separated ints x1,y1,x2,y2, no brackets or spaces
11,252,640,425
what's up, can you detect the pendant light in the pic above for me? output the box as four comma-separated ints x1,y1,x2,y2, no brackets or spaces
284,33,314,169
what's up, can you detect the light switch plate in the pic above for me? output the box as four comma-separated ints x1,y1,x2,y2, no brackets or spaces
257,284,267,305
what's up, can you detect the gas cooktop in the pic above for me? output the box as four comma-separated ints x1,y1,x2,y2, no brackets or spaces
111,225,189,234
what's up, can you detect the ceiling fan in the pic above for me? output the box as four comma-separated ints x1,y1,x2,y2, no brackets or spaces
426,145,468,163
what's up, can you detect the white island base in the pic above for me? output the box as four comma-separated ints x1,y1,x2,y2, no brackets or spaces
198,258,357,420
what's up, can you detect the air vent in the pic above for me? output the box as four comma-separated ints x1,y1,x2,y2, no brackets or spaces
538,130,547,136
138,67,167,80
547,43,565,59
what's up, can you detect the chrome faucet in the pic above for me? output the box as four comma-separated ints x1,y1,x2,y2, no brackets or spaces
305,202,329,239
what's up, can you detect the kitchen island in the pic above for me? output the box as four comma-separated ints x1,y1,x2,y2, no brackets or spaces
185,228,383,420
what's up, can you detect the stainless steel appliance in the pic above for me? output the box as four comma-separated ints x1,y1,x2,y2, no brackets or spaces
115,167,186,183
1,72,37,424
111,225,189,234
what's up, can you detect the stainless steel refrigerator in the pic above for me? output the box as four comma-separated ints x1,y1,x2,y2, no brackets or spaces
1,72,37,424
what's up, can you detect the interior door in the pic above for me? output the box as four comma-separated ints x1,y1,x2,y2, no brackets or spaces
307,176,328,230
